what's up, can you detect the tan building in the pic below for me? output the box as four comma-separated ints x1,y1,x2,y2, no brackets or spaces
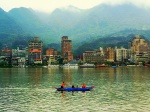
104,47,115,62
61,36,73,61
129,35,149,53
129,35,150,62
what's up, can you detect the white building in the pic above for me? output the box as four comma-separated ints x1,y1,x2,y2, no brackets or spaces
115,47,128,62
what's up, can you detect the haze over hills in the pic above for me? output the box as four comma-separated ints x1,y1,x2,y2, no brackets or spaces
0,3,150,53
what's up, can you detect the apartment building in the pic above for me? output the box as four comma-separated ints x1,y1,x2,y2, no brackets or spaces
129,35,150,62
28,37,43,64
61,36,73,61
104,47,115,62
83,48,105,63
115,47,128,62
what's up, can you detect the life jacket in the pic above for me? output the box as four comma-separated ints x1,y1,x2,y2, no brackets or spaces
82,84,86,88
61,83,65,87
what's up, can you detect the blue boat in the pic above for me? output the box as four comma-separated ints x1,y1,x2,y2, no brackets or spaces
56,86,94,92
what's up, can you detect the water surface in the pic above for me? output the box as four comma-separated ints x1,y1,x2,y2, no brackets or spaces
0,67,150,112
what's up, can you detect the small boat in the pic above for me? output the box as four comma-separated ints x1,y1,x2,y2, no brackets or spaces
80,63,95,68
96,64,108,67
56,86,94,92
63,63,78,68
48,64,59,68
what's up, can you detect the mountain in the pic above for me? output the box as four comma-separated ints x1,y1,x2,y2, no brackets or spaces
0,8,24,42
0,4,150,53
74,34,146,55
47,4,150,42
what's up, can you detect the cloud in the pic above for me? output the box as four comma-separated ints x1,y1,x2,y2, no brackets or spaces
104,0,150,8
0,0,150,13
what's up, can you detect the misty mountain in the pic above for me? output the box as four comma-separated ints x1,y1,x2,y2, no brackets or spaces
74,34,146,55
0,8,24,42
0,3,150,51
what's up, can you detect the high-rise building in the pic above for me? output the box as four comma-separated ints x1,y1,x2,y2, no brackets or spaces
28,37,43,64
129,35,149,53
129,35,150,62
115,46,128,62
61,36,73,61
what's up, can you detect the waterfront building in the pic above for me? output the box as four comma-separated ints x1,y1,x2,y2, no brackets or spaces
129,35,150,62
129,35,149,53
104,47,115,62
1,48,12,65
83,48,105,64
61,36,73,61
134,52,149,63
115,46,128,62
45,48,59,65
11,47,28,67
46,48,57,56
28,37,43,64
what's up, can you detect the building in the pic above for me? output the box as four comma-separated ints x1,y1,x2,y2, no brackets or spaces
115,47,128,62
45,48,59,65
46,48,57,56
129,35,149,53
28,37,43,64
61,36,73,61
129,35,150,62
104,47,115,62
1,48,12,65
11,47,28,67
83,48,105,64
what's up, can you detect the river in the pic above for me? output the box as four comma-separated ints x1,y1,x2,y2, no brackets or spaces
0,67,150,112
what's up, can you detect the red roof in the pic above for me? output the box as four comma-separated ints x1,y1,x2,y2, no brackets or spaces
30,49,41,53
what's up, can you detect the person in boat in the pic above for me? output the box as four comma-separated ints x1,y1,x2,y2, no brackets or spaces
82,83,86,88
61,82,65,88
60,82,66,96
82,83,86,96
72,85,75,95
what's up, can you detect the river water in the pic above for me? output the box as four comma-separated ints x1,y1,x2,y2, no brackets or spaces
0,67,150,112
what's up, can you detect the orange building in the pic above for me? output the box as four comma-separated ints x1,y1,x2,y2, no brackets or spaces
1,48,12,57
61,36,73,61
46,48,57,56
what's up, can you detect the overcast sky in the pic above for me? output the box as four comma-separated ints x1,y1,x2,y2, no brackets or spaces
0,0,150,13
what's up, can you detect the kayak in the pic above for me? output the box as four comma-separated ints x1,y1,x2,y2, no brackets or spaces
56,86,94,92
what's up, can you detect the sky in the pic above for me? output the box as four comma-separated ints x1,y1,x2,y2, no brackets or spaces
0,0,150,13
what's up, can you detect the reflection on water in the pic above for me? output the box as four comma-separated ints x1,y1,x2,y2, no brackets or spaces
0,67,150,111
